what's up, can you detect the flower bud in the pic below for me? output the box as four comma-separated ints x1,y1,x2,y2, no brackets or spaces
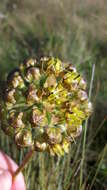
10,112,24,128
20,59,37,70
79,78,86,90
44,74,57,88
15,129,33,147
6,89,16,105
84,102,93,116
32,108,44,126
26,67,40,82
44,127,62,144
78,90,88,101
67,65,77,73
9,72,25,89
34,141,47,152
27,84,39,105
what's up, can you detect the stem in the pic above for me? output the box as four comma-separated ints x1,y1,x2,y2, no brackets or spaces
79,64,95,189
13,148,34,179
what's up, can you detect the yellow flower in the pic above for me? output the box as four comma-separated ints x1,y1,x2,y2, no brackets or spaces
51,144,64,156
62,139,69,153
46,57,62,73
63,71,79,85
0,57,92,156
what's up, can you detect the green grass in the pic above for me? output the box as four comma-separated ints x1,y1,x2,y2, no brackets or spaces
0,0,107,189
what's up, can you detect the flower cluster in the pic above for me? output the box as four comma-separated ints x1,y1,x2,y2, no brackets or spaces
0,57,92,156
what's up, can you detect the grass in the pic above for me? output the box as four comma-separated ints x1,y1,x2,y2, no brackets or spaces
79,64,95,189
0,0,107,189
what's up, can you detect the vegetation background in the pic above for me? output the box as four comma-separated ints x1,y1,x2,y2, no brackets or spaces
0,0,107,189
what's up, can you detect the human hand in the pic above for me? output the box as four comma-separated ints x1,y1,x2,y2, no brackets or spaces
0,151,26,190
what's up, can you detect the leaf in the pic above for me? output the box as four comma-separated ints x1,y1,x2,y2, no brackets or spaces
39,74,47,89
46,111,52,125
35,102,44,112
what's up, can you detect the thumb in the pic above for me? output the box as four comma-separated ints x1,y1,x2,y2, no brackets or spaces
0,169,12,190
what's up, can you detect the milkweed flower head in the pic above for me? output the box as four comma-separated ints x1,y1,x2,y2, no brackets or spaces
0,57,92,156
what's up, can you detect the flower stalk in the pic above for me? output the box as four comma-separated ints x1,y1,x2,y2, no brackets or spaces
13,148,34,179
